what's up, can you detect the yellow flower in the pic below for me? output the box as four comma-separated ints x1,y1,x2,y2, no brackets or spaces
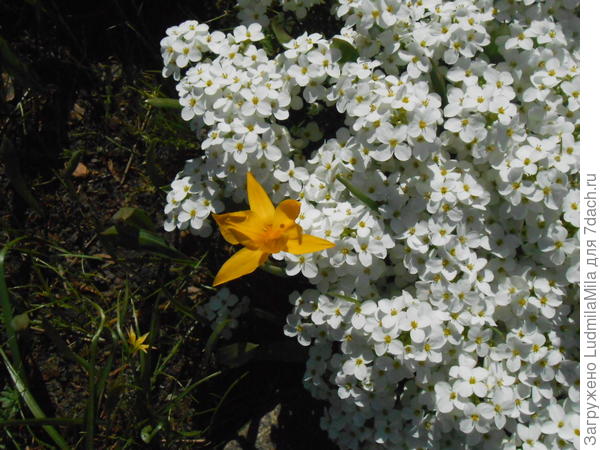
212,172,335,286
128,327,150,354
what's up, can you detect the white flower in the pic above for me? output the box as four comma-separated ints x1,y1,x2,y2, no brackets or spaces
489,96,517,126
452,364,489,398
489,387,516,429
274,160,309,192
398,303,432,344
407,107,442,143
284,313,314,346
161,4,581,446
285,253,318,278
349,300,377,330
562,190,579,227
232,23,264,43
504,24,536,51
538,222,576,266
561,77,580,111
517,423,546,450
459,402,494,434
541,403,578,442
239,85,273,117
435,381,465,414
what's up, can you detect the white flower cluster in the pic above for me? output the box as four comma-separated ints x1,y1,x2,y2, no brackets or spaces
198,288,250,340
161,0,580,448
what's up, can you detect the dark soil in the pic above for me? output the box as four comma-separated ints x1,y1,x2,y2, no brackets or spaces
0,2,336,448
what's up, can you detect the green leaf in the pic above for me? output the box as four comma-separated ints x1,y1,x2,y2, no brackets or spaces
10,312,29,331
140,423,163,444
100,208,189,260
271,15,292,45
259,34,277,57
203,320,231,365
331,38,359,64
430,59,447,108
152,325,196,385
99,225,119,238
138,229,188,259
145,97,182,109
112,207,155,230
327,292,361,305
259,261,287,278
335,174,380,212
484,24,510,64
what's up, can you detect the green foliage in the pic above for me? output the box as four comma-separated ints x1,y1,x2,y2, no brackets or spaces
331,38,359,64
0,387,20,420
0,238,228,447
0,2,331,447
335,173,381,212
271,15,293,45
101,206,190,260
430,59,448,108
145,97,182,109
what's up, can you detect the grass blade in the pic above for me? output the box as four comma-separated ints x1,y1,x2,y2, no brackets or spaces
0,348,70,449
152,324,195,385
207,371,248,433
157,370,222,416
0,418,82,427
84,300,106,450
41,319,92,372
145,97,181,109
94,350,115,414
203,319,230,363
0,237,27,379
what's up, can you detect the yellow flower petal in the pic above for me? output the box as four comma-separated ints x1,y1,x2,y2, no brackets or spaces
128,327,150,354
273,199,301,230
285,234,336,255
212,210,252,245
211,172,334,286
285,223,302,240
213,247,267,286
226,212,271,249
246,172,275,222
128,327,136,344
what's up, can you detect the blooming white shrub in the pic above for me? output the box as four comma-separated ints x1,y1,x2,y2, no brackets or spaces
198,288,250,340
161,0,580,448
